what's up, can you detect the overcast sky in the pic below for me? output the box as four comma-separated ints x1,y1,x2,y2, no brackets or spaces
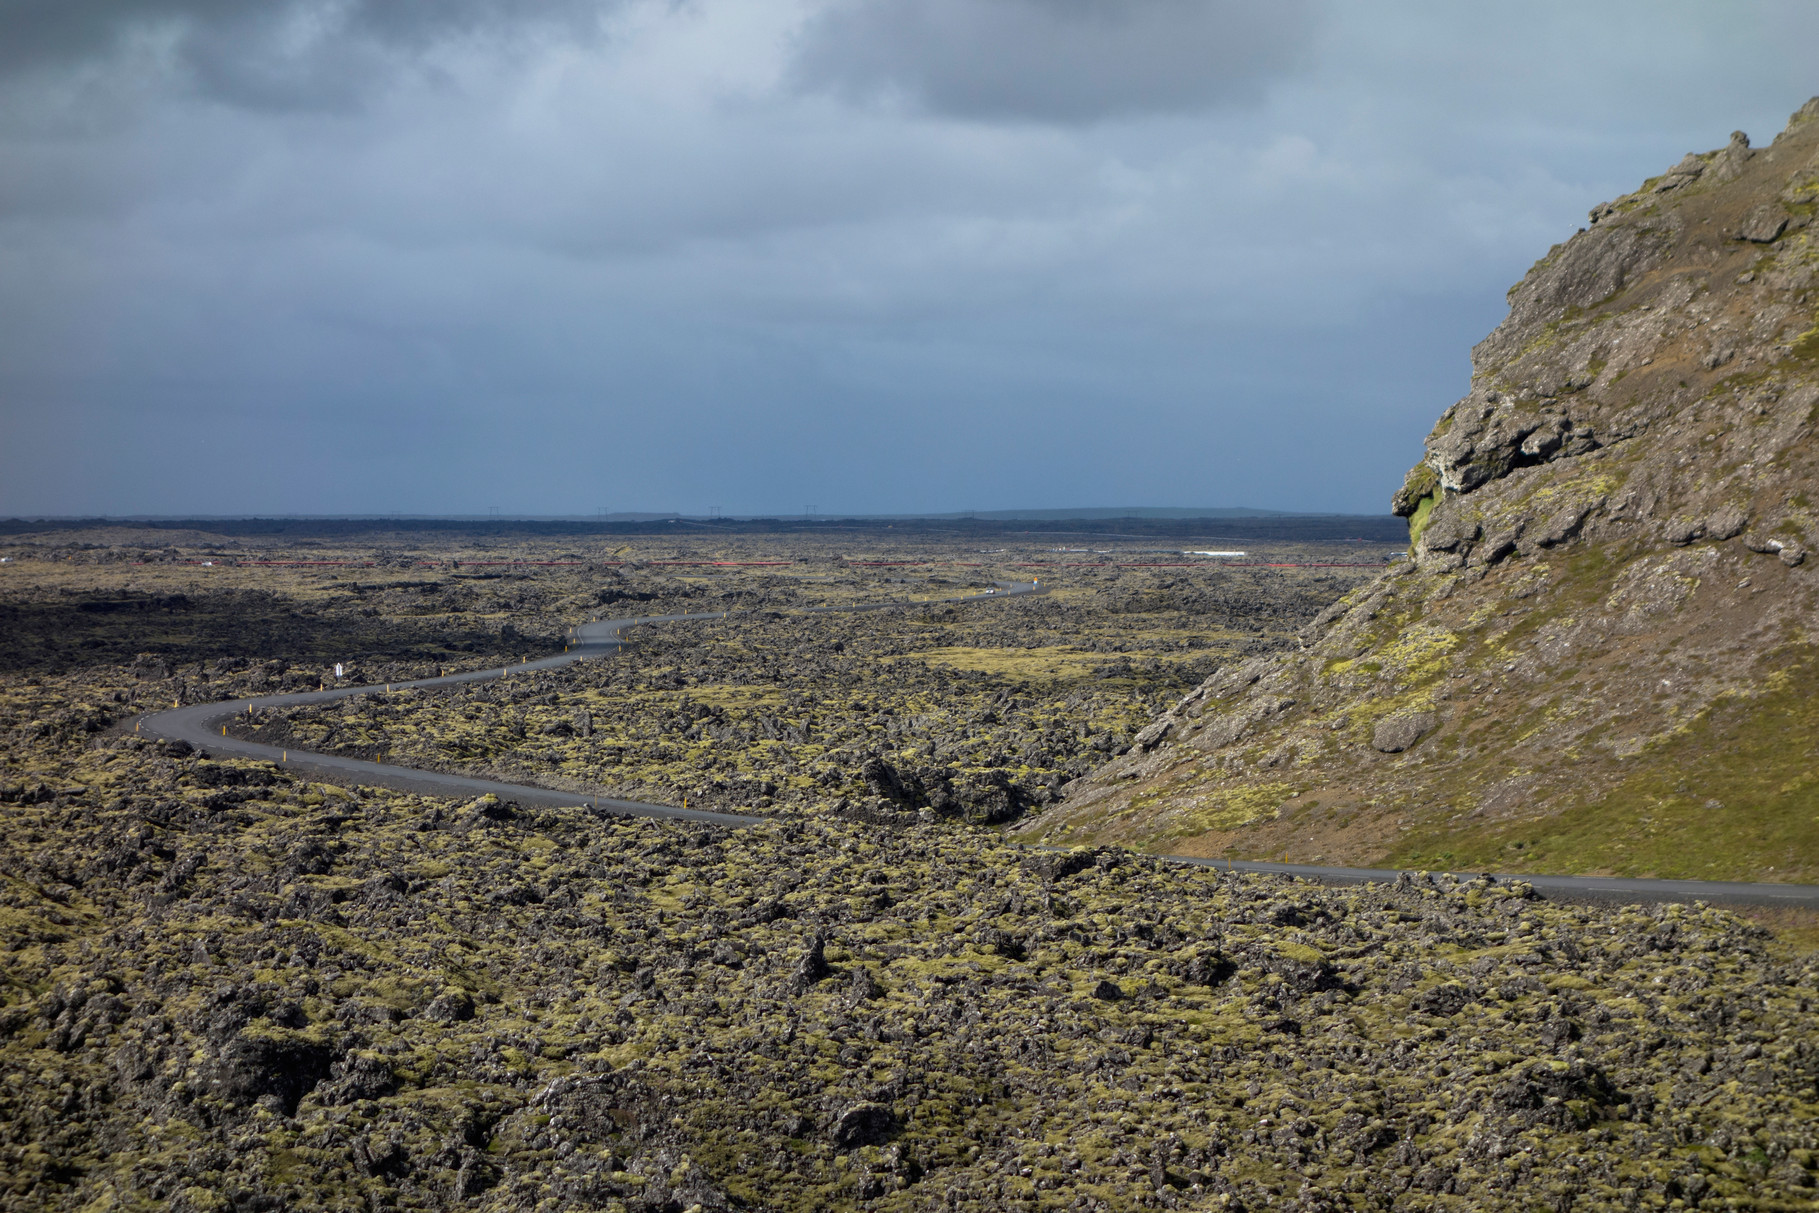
1,0,1814,518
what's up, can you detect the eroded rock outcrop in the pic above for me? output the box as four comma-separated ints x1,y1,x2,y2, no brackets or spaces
1027,98,1819,881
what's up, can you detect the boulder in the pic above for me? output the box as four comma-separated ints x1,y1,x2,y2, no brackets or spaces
424,990,476,1023
211,1028,334,1114
1737,203,1789,243
1372,712,1437,754
791,933,830,990
829,1102,895,1149
1705,504,1749,540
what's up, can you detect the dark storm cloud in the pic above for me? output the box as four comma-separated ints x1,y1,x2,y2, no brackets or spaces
0,0,612,108
4,0,1816,518
790,0,1322,122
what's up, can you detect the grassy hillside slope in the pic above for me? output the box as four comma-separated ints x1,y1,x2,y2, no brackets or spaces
1023,99,1819,884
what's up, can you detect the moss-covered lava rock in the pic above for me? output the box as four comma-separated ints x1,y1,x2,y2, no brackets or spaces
3,732,1818,1211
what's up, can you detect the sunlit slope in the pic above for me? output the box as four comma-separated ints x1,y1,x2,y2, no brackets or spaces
1022,99,1819,883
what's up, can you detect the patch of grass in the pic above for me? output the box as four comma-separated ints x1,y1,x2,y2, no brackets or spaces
658,683,787,710
1172,781,1298,835
903,646,1106,682
1406,491,1439,549
1790,318,1819,363
1736,906,1819,957
1371,624,1459,680
1386,650,1819,882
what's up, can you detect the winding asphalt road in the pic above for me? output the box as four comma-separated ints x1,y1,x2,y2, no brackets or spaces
135,581,1819,909
1166,857,1819,909
136,585,1041,825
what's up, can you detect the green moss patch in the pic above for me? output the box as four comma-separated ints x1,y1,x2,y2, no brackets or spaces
1390,651,1819,882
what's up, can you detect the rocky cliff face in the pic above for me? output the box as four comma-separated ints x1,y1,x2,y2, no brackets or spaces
1022,99,1819,883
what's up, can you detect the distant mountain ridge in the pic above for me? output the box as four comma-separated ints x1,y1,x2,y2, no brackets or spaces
0,510,1404,542
1025,97,1819,884
916,507,1301,520
4,505,1309,526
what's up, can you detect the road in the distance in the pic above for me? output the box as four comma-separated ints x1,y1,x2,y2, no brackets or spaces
136,585,1042,825
135,580,1819,909
1167,856,1819,909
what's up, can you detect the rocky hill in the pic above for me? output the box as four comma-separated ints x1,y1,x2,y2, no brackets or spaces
1024,99,1819,884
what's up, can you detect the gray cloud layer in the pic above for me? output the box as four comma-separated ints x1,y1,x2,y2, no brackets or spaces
1,1,1815,517
791,0,1319,122
0,0,610,109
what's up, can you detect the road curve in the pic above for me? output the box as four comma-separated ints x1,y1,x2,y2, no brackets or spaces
135,580,1819,908
1166,856,1819,910
135,584,1042,827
